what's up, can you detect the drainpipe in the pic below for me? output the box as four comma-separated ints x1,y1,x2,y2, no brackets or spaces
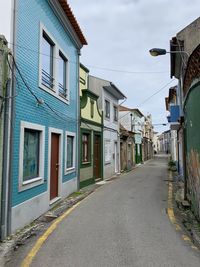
0,34,12,239
182,119,187,200
1,79,11,239
7,0,17,235
77,50,80,191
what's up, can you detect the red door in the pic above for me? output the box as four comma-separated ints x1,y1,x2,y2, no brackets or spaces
50,133,59,200
94,134,101,180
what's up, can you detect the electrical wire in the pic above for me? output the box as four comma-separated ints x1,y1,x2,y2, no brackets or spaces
11,55,78,123
119,78,176,120
8,42,168,75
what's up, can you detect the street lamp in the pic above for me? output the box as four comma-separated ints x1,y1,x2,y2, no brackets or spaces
149,48,189,57
149,47,188,200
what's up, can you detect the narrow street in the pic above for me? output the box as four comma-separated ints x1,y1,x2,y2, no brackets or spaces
8,154,200,267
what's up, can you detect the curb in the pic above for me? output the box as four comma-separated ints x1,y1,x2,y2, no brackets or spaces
168,170,200,251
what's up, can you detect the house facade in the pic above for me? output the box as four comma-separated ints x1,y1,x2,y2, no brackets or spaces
143,114,154,161
165,86,179,166
120,124,135,172
119,107,144,164
80,64,103,188
8,0,87,234
170,17,200,220
89,76,126,179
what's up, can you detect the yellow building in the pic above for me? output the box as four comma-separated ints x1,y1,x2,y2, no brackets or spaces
79,64,103,188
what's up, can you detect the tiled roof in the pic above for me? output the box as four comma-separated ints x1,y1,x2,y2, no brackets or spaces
58,0,87,45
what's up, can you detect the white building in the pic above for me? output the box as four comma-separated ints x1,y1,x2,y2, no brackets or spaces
89,76,126,179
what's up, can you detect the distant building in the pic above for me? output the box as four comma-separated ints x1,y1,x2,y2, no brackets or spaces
119,107,144,164
89,76,126,179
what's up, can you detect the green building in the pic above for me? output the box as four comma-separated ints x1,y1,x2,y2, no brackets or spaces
79,64,103,188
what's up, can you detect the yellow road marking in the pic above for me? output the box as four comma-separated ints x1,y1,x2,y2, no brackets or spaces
21,201,81,267
167,171,199,251
167,172,181,231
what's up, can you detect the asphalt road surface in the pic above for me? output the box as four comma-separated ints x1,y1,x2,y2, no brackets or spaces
9,155,200,266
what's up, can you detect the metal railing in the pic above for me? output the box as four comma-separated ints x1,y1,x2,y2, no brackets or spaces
42,69,54,89
58,83,68,99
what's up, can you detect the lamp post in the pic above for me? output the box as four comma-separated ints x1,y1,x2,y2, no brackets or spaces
149,47,188,200
149,48,189,57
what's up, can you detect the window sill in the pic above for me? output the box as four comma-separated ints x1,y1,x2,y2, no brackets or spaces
81,161,91,168
39,84,69,104
65,167,76,175
19,176,44,192
23,176,43,185
82,161,90,165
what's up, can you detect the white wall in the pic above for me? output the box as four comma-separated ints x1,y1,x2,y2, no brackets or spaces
103,89,120,178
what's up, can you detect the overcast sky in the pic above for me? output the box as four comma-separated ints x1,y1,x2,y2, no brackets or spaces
1,0,200,132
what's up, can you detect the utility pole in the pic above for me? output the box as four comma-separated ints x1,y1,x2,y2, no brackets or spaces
0,35,10,240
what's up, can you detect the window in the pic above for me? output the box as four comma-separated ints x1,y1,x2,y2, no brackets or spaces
82,133,90,163
65,132,76,173
113,106,118,121
23,129,40,181
39,25,70,103
58,51,68,99
90,100,94,118
105,140,111,163
41,32,54,89
105,100,110,118
67,136,73,168
19,121,45,191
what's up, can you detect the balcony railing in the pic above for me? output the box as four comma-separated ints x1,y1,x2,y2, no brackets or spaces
42,69,54,89
58,83,68,99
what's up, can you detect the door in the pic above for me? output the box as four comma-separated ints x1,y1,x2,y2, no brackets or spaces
114,142,118,173
93,134,101,179
50,133,59,200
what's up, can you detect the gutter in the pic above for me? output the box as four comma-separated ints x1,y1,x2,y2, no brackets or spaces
1,79,11,239
77,50,80,191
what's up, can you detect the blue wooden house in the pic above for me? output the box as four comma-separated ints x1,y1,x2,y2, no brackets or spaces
8,0,87,234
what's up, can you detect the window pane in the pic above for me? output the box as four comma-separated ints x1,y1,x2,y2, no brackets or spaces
67,136,73,168
58,52,67,98
91,101,94,118
114,106,118,121
105,100,110,118
82,134,89,162
23,129,40,181
41,33,53,88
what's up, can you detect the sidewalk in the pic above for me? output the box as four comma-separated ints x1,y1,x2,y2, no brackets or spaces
171,171,200,249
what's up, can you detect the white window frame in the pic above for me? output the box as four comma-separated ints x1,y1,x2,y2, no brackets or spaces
104,139,111,164
65,131,76,174
105,99,110,119
39,23,70,104
19,121,45,191
58,50,69,100
113,104,118,122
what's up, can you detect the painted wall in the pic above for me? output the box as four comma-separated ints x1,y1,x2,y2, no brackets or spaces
81,94,102,124
80,66,103,187
103,89,120,178
80,66,88,96
185,82,200,219
11,0,79,231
